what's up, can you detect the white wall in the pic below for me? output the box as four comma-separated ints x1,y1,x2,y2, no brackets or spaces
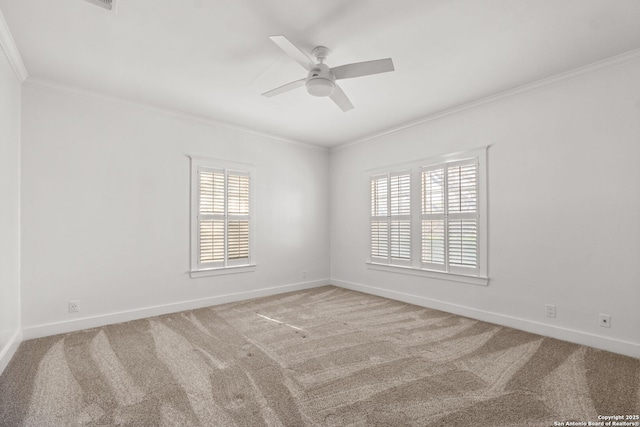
0,31,22,372
10,35,640,362
20,83,330,337
330,56,640,358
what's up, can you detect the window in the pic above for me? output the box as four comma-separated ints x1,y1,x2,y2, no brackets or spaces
190,157,254,277
368,148,487,284
422,159,479,275
370,171,411,266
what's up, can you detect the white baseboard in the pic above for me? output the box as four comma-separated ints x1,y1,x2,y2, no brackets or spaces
0,329,22,376
22,279,329,340
331,278,640,359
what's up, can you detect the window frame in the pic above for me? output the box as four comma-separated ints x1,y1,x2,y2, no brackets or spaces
366,147,488,286
189,156,256,278
369,170,413,267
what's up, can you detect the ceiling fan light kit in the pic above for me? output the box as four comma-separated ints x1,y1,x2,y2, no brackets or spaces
306,78,335,97
305,61,335,97
262,36,394,111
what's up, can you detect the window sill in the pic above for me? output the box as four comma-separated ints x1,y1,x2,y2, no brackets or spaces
366,262,488,286
190,264,256,278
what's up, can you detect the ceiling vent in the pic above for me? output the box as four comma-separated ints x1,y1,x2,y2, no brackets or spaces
84,0,114,11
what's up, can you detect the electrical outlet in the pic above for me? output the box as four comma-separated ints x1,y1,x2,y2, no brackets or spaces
69,300,79,313
600,314,611,328
545,304,556,318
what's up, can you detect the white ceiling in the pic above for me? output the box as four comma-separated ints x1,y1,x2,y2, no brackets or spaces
2,0,640,147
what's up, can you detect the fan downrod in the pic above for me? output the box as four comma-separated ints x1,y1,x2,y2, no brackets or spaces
311,46,330,63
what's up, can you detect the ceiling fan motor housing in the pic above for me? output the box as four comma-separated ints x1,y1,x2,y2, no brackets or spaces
306,64,335,97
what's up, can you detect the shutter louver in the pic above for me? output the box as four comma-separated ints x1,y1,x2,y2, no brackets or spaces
421,219,445,264
371,176,388,216
389,173,411,262
227,172,250,264
390,220,411,259
199,171,224,215
422,169,445,215
228,174,249,215
371,175,389,260
448,163,477,213
228,220,249,260
390,174,410,216
447,161,478,272
199,220,224,263
448,219,477,267
371,221,389,258
421,168,445,268
198,169,225,266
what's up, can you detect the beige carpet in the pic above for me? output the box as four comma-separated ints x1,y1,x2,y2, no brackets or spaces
0,286,638,426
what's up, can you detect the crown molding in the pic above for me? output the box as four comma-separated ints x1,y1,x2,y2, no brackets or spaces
23,76,329,152
334,48,640,151
0,9,28,83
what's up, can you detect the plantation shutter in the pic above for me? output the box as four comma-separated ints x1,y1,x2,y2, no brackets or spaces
421,167,446,270
421,159,479,274
370,172,411,265
389,172,411,264
198,168,225,267
227,171,250,266
197,167,251,269
447,160,478,274
370,174,389,261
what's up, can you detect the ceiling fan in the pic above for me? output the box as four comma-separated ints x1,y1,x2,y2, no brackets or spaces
261,35,395,112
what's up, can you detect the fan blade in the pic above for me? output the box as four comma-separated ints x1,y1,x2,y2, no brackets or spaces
329,84,354,112
261,78,306,97
331,58,394,80
269,35,315,71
